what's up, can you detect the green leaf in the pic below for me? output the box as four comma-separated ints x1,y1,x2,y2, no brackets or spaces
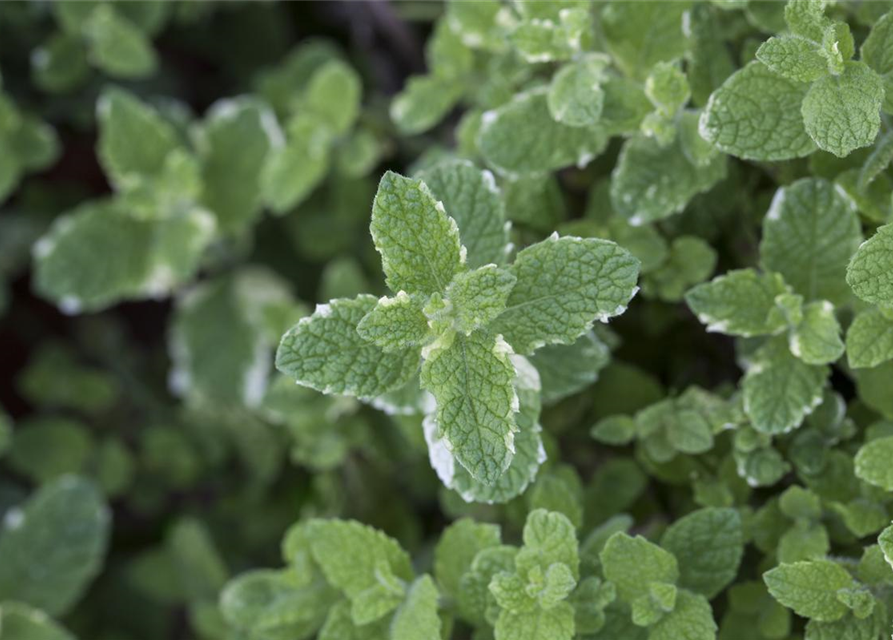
0,602,76,640
801,62,885,158
685,269,789,337
789,301,844,365
318,601,388,640
743,337,828,435
197,98,278,234
700,61,816,161
784,0,829,41
445,265,517,335
478,88,608,177
645,62,690,115
390,74,463,136
600,1,690,80
84,6,158,79
531,331,610,405
649,590,716,640
756,35,828,83
846,307,893,369
861,10,893,113
494,601,575,640
610,134,727,225
854,435,893,490
764,559,854,622
759,177,863,304
7,418,93,484
846,222,893,307
304,60,361,137
417,160,510,268
392,575,442,640
420,330,518,485
32,33,90,93
547,54,609,127
600,532,679,604
661,508,743,599
276,295,419,398
517,509,580,581
492,235,640,355
261,114,330,214
0,477,110,616
96,87,181,190
356,292,431,353
33,200,216,312
804,611,885,640
434,518,501,600
371,171,464,295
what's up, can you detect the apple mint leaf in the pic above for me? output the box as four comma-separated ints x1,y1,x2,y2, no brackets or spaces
846,222,893,307
861,9,893,113
744,337,827,434
494,602,575,640
444,265,517,335
517,509,580,580
610,133,727,225
599,2,688,80
784,0,829,41
756,36,828,83
84,6,157,79
661,508,744,599
789,301,844,365
276,295,419,398
444,0,506,51
420,330,518,485
370,171,464,296
846,307,893,369
96,87,181,190
478,88,608,177
600,532,679,604
356,292,431,353
390,75,464,136
196,98,278,234
760,178,862,304
854,436,893,491
33,200,215,313
648,590,716,640
547,54,609,127
764,559,853,622
303,59,361,137
434,519,501,600
700,61,816,161
857,131,893,191
417,160,510,268
530,331,610,405
261,114,330,214
491,235,639,355
391,575,441,640
801,62,885,158
424,355,545,503
685,269,789,337
0,477,110,616
0,602,76,640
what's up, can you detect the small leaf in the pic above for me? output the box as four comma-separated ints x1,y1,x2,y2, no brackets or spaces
649,590,717,640
391,575,442,640
685,269,789,337
789,301,844,365
756,35,829,83
600,532,679,604
854,436,893,491
547,54,609,127
445,265,517,335
356,292,431,353
846,307,893,369
764,560,853,622
846,222,893,307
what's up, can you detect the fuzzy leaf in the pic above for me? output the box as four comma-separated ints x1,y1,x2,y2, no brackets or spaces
846,307,893,369
846,222,893,307
600,533,679,604
685,269,789,337
356,292,430,353
764,560,853,622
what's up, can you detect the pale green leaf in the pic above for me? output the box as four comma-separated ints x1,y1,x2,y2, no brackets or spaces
861,9,893,113
261,114,330,214
445,265,517,334
304,60,361,136
847,222,893,307
649,590,717,640
85,6,158,79
276,295,419,398
530,331,610,404
517,509,579,580
784,0,829,41
661,508,743,599
743,337,827,435
645,62,690,115
420,330,518,485
846,307,893,369
32,33,90,94
0,477,110,616
756,36,828,83
611,134,726,225
685,269,789,337
478,88,608,177
370,171,464,295
434,518,501,600
356,292,431,353
801,62,885,158
547,54,609,127
600,1,689,80
492,235,640,355
764,560,853,622
600,533,679,604
789,301,844,365
854,436,893,490
417,159,510,268
390,75,463,136
700,61,816,161
96,87,181,190
392,575,442,640
197,98,278,233
0,602,76,640
759,177,862,304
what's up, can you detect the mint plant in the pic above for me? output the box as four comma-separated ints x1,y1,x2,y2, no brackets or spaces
5,1,893,640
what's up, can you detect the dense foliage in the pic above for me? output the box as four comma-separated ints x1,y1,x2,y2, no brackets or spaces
2,1,893,639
